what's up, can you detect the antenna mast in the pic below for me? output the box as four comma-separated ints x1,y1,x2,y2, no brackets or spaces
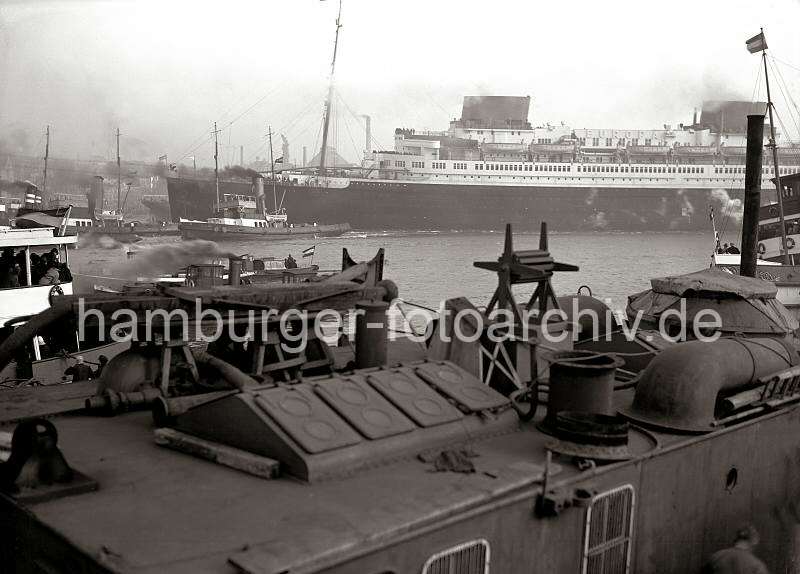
213,122,221,209
116,127,121,212
762,37,790,264
42,125,50,198
318,0,342,176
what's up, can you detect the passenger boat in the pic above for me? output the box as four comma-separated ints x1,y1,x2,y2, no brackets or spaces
0,227,127,386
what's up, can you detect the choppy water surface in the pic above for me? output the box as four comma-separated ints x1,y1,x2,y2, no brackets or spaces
71,230,716,312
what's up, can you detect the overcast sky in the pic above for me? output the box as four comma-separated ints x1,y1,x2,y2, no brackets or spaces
1,0,799,167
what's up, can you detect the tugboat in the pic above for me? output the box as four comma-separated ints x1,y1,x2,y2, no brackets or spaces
178,192,350,241
179,123,350,241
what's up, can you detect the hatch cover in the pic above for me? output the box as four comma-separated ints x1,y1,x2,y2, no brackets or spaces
165,360,517,481
367,367,464,427
254,386,362,454
314,375,416,439
416,361,509,411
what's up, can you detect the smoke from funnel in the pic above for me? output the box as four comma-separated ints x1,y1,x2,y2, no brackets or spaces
108,240,236,279
711,188,744,224
221,166,261,180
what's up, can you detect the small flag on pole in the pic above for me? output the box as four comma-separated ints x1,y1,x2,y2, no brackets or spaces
302,245,316,258
274,156,284,164
158,154,167,161
746,31,768,54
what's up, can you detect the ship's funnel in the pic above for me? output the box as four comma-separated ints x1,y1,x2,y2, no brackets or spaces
88,176,104,218
254,176,265,214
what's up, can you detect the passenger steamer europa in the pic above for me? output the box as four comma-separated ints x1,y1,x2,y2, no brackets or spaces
167,97,800,232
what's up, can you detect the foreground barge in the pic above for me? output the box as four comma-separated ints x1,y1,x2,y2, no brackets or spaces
1,231,799,574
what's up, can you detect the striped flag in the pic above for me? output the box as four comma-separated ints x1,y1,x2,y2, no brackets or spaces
746,31,768,54
302,245,315,258
158,154,167,161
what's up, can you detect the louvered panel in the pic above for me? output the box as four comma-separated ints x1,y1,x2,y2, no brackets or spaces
583,485,635,574
422,539,490,574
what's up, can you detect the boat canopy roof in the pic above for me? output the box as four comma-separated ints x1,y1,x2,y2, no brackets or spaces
0,227,77,248
627,268,798,334
649,267,777,299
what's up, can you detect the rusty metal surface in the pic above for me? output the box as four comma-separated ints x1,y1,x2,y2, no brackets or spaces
3,399,800,573
21,411,563,574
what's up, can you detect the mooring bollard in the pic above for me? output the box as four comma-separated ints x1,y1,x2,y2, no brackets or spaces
355,300,390,368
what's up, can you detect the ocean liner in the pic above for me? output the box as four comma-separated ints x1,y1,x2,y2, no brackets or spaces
167,97,800,232
167,5,798,232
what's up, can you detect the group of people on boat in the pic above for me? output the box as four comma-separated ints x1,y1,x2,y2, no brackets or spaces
715,243,741,254
0,248,72,288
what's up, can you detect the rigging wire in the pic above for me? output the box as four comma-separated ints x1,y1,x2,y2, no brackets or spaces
334,89,388,151
770,55,800,76
769,57,800,143
174,84,284,164
243,97,322,163
337,91,365,162
717,60,768,245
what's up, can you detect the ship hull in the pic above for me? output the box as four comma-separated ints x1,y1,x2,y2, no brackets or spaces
167,176,741,232
179,221,351,241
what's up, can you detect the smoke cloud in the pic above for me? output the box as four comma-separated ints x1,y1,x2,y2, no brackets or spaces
711,188,744,224
108,240,236,279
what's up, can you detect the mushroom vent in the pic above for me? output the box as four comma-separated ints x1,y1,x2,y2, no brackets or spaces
620,337,799,433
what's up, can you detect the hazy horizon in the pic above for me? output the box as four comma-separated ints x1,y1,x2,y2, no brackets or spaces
1,0,799,168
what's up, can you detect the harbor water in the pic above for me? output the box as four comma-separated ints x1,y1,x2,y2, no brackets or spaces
71,230,716,313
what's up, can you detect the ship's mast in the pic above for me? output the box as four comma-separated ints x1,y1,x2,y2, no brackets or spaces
116,127,121,213
318,0,342,176
761,38,790,264
42,125,50,199
268,125,277,214
213,122,221,209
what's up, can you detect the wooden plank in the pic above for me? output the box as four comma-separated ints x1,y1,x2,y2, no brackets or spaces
153,428,280,479
261,357,305,373
0,380,98,424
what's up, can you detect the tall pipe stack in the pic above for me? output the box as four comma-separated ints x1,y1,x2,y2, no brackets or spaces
741,114,765,277
254,176,265,214
228,257,242,286
87,175,105,216
363,115,371,156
